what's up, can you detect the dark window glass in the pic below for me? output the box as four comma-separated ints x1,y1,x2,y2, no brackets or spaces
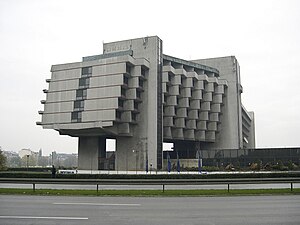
76,89,87,100
168,73,172,82
126,64,131,74
136,90,141,99
116,110,121,120
79,77,89,88
82,67,92,76
71,111,82,122
131,113,137,121
134,101,139,110
141,67,146,77
121,87,126,97
123,75,129,85
138,78,143,88
74,100,84,110
118,99,124,108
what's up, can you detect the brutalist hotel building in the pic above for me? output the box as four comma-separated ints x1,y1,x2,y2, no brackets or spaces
37,36,255,170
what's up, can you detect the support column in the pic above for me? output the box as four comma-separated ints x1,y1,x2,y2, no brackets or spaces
78,136,106,170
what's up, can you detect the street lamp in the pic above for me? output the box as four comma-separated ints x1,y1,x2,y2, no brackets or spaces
26,155,29,171
132,150,138,174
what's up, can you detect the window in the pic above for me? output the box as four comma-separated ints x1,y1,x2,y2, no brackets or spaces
121,87,126,97
74,100,84,111
131,113,137,121
136,90,141,99
141,67,146,77
138,78,143,88
118,98,124,108
71,111,82,123
134,101,139,110
123,75,129,85
126,64,131,75
82,67,92,77
76,89,87,100
79,77,90,88
116,110,122,120
168,72,172,82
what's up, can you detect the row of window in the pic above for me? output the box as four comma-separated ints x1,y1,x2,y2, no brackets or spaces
72,67,92,122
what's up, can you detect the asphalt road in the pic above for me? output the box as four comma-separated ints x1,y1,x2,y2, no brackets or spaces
0,195,299,225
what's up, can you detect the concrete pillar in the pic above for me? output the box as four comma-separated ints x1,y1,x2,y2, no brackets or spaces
115,137,147,171
78,136,106,170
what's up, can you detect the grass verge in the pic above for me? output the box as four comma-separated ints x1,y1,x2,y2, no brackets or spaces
0,188,299,197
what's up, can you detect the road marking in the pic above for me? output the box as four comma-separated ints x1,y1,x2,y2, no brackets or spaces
0,216,88,220
53,202,141,206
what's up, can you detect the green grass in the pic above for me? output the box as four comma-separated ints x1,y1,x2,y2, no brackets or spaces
0,188,299,197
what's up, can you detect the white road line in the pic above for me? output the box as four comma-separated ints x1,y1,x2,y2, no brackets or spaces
53,202,141,206
0,216,88,220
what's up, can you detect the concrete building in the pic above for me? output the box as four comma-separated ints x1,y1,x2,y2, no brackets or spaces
37,36,255,171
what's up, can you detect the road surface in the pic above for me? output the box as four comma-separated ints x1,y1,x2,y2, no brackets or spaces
0,195,299,225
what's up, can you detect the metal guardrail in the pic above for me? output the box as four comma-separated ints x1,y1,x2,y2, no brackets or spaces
0,177,299,192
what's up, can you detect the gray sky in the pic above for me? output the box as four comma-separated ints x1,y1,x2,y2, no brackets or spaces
0,0,299,155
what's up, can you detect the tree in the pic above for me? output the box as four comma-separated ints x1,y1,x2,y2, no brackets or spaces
0,149,7,170
21,155,37,167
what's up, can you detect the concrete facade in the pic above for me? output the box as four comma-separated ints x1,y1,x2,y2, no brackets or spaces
37,36,255,171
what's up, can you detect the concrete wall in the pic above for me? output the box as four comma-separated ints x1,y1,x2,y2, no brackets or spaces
78,136,106,170
103,36,162,170
193,56,244,150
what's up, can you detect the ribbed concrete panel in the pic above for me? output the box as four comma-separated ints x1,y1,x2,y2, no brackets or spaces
82,110,116,122
195,130,205,141
199,111,209,120
46,90,75,103
164,106,175,117
211,103,221,113
51,68,81,81
209,113,219,122
84,98,118,110
163,127,172,139
172,128,184,139
43,102,73,113
88,87,120,99
42,112,70,124
117,123,130,135
189,100,200,109
163,116,174,127
191,90,202,100
89,74,123,88
188,109,198,119
92,63,126,76
186,119,196,129
174,118,185,128
184,129,195,140
48,79,78,92
197,120,207,130
207,122,217,131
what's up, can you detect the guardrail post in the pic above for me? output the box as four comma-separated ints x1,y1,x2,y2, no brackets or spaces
97,184,99,195
291,182,293,192
227,183,230,193
162,184,165,193
33,183,35,192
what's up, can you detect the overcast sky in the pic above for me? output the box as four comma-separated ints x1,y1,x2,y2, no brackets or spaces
0,0,299,155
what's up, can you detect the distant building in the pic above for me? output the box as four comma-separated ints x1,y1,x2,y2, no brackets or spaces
18,149,35,158
38,36,255,171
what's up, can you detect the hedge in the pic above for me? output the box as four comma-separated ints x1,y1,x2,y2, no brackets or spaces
0,171,299,179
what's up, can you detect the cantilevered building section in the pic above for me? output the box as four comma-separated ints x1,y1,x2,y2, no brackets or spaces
37,36,255,171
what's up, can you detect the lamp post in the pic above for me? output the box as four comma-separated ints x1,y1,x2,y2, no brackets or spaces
132,149,138,174
26,155,29,171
